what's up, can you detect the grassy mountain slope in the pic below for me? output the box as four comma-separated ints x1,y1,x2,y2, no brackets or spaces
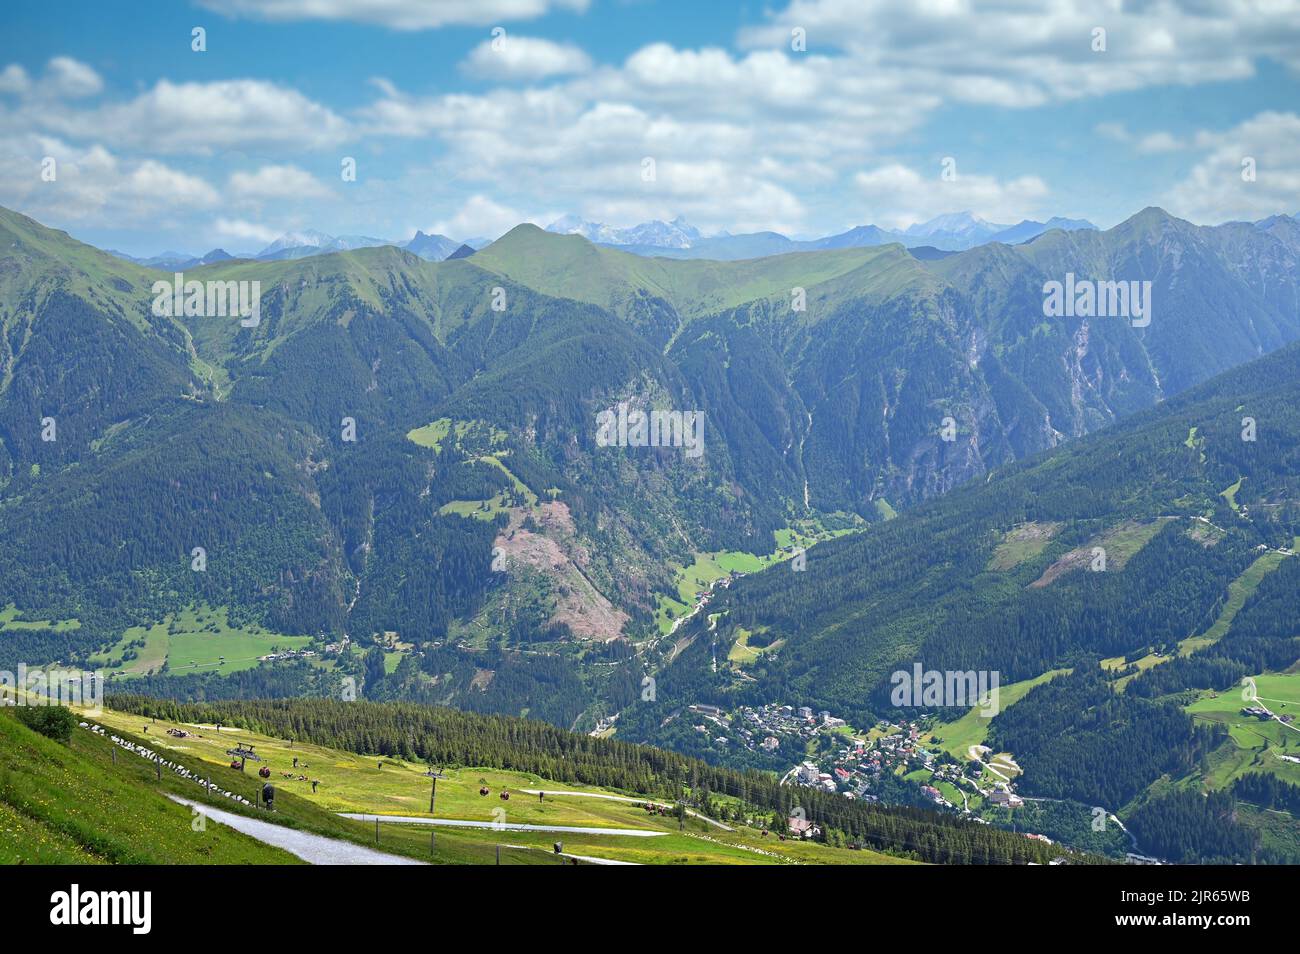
622,337,1300,758
0,208,205,472
97,694,1081,864
69,702,917,865
0,709,298,864
3,204,1300,744
470,223,907,322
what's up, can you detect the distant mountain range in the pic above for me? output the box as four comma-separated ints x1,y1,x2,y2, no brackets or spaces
106,211,1099,270
256,229,392,261
403,230,462,261
113,207,1300,270
105,247,236,270
547,211,1098,259
108,228,469,268
546,214,703,248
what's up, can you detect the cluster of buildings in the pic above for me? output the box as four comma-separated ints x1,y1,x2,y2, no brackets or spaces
1241,704,1294,724
257,648,316,662
687,701,847,752
783,717,1030,821
987,784,1024,808
689,698,1044,838
788,719,961,806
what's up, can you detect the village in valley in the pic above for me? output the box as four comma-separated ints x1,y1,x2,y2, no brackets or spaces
683,700,1040,837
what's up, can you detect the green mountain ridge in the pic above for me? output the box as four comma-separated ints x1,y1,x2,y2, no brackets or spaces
1,203,1299,759
614,337,1300,860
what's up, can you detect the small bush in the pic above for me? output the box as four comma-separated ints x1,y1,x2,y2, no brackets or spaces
14,705,77,744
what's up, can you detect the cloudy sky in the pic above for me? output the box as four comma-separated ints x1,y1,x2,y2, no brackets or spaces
2,0,1299,255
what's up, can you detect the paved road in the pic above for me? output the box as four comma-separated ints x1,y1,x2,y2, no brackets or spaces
169,796,426,865
339,813,668,837
520,789,735,831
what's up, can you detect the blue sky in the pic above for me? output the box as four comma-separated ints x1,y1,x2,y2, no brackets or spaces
2,0,1298,256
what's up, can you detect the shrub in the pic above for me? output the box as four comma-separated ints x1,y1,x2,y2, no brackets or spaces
14,705,77,743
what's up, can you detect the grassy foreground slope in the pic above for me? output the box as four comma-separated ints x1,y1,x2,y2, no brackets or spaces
67,703,913,865
0,710,298,864
98,695,1073,864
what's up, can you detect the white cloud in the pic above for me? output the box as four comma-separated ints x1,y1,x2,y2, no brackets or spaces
1094,122,1212,154
229,164,331,200
358,38,930,236
51,79,349,154
46,56,102,98
1163,112,1300,224
461,36,592,80
623,44,819,108
430,194,538,239
1094,122,1131,144
0,64,31,95
0,57,102,99
853,163,1049,228
213,217,282,245
200,0,590,30
0,136,218,227
364,79,813,233
125,159,220,207
5,1,1295,246
1135,131,1186,154
740,0,1300,107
